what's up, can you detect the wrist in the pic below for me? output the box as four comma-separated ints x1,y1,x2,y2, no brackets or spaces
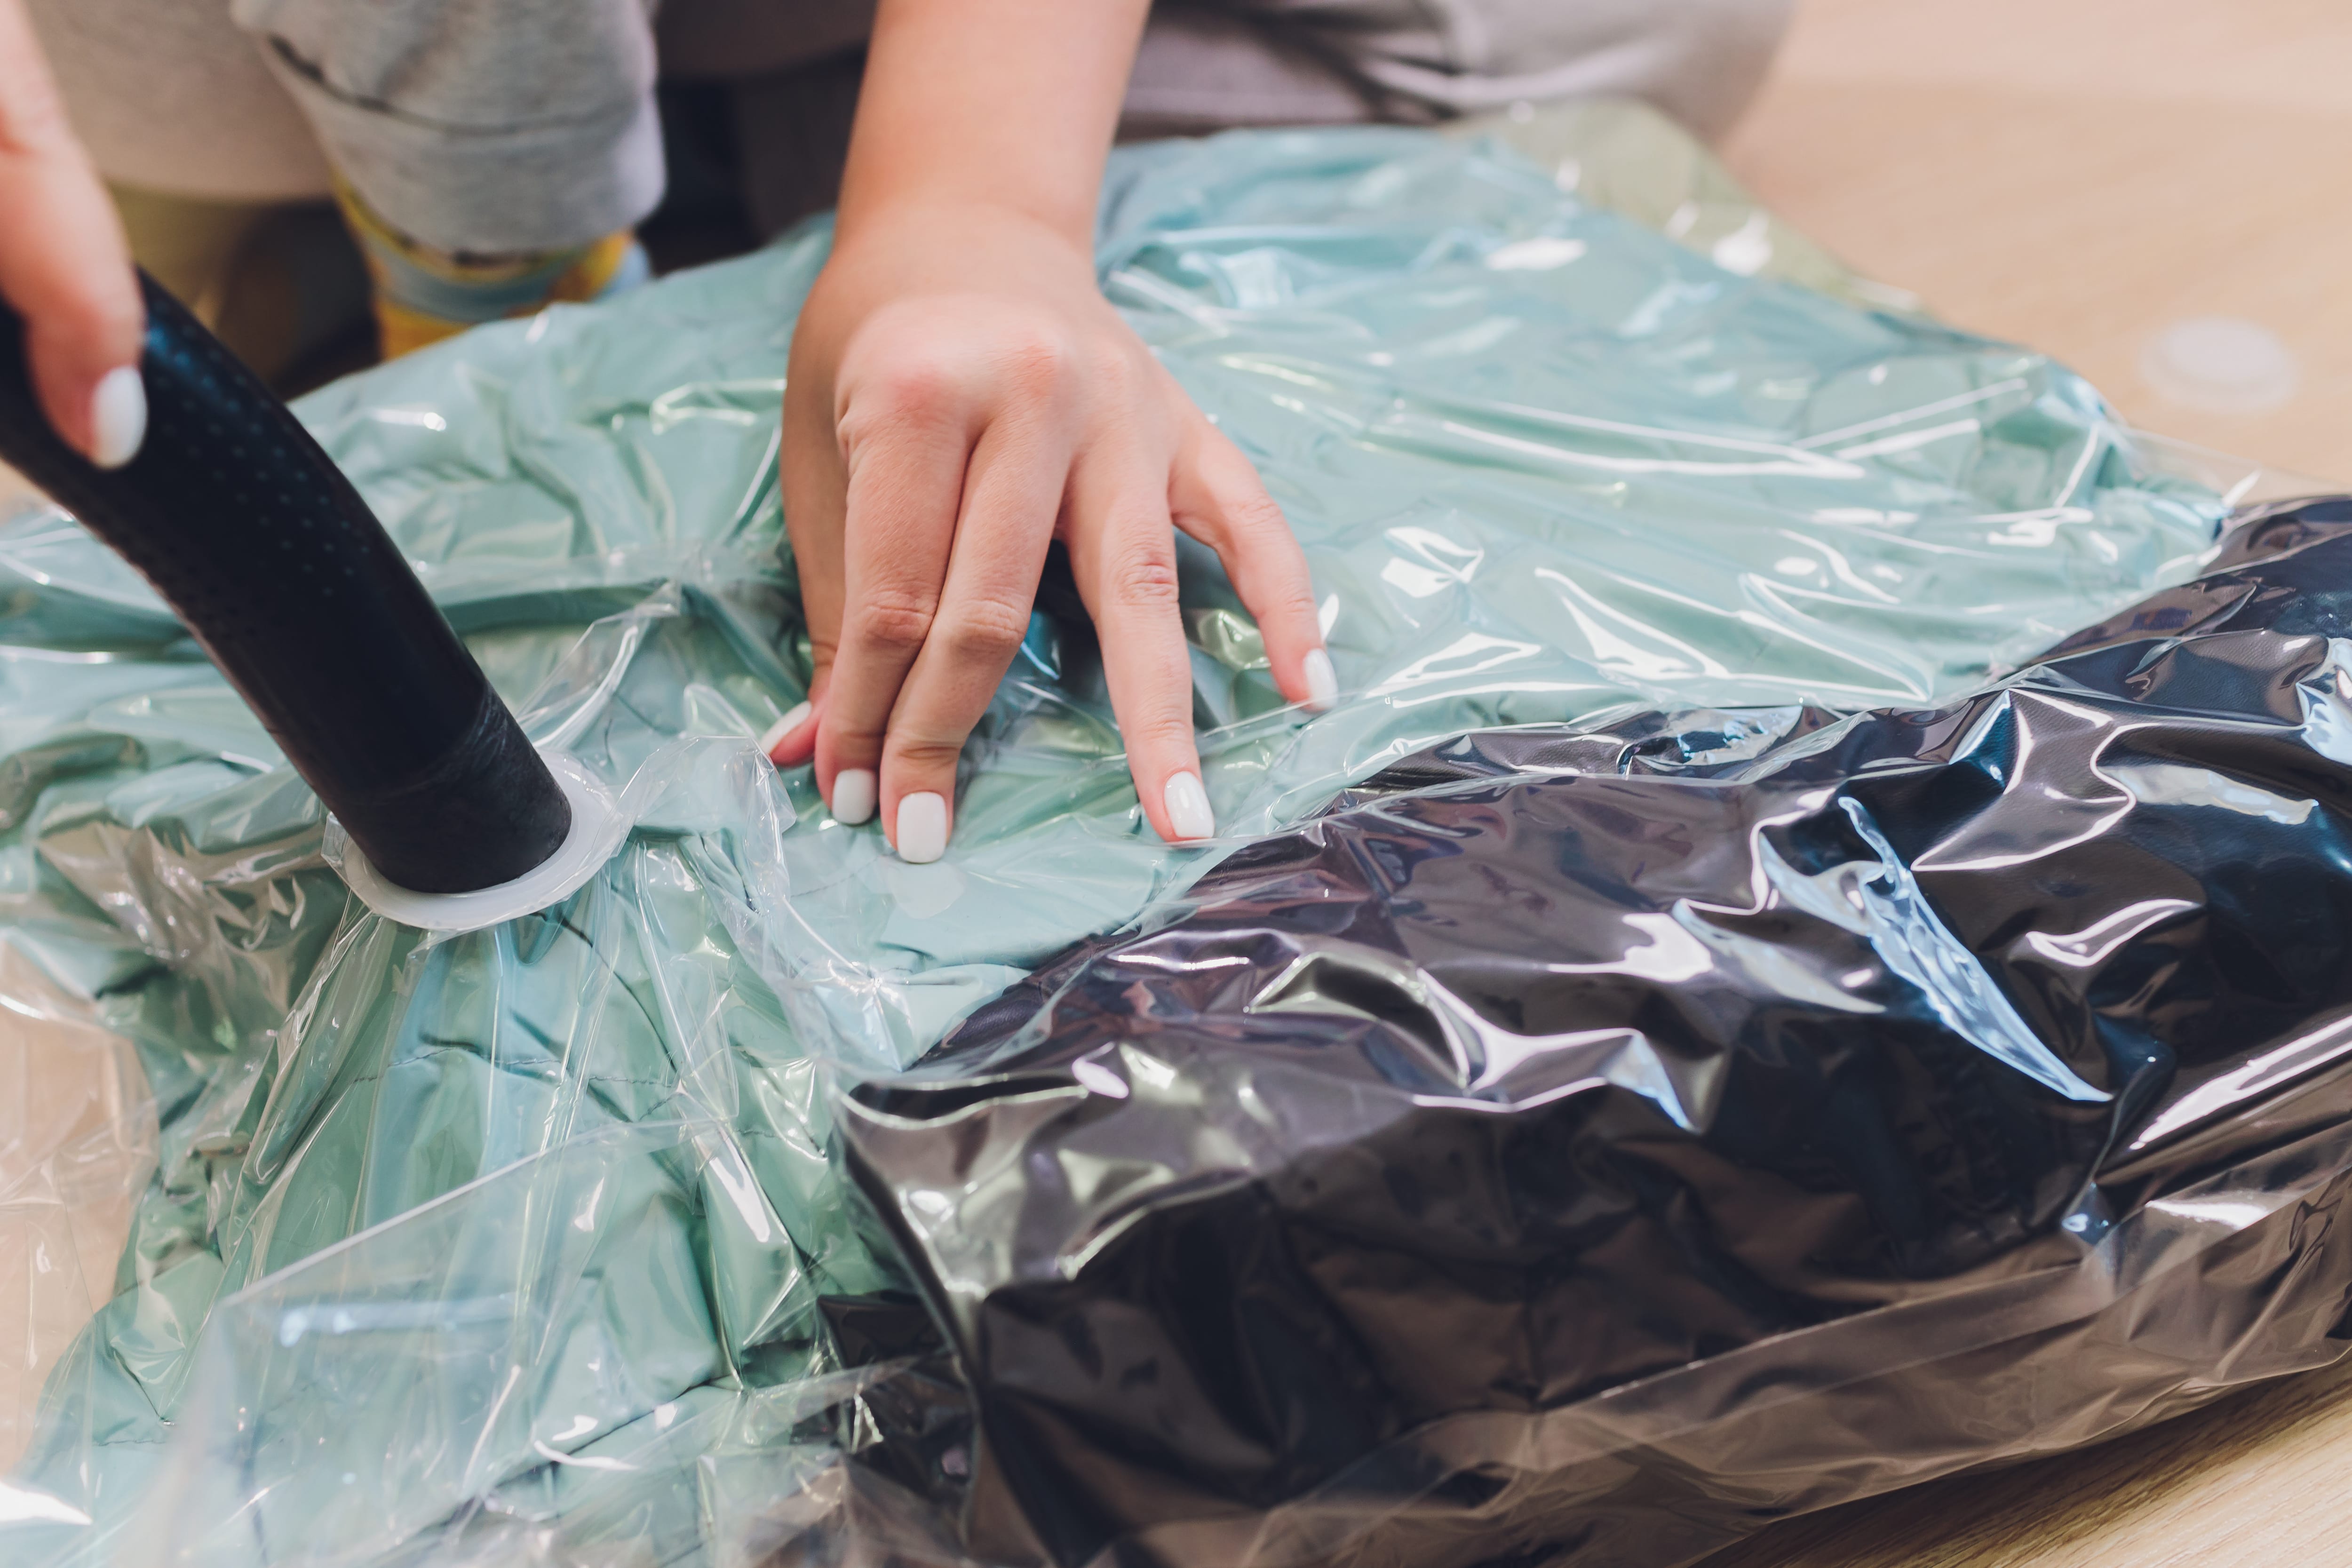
827,197,1098,286
834,191,1094,258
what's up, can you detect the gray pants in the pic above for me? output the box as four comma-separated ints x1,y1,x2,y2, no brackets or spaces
29,0,1794,255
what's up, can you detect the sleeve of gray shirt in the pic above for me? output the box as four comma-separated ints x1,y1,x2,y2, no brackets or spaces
1131,0,1796,143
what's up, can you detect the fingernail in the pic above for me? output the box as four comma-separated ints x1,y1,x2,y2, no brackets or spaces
833,769,877,825
1163,771,1216,841
896,791,947,863
1302,647,1338,713
758,701,812,759
89,366,147,470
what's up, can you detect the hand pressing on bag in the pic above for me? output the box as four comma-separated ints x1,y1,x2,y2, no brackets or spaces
0,0,145,468
769,0,1335,864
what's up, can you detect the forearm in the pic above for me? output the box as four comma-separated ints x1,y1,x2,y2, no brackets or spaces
836,0,1150,247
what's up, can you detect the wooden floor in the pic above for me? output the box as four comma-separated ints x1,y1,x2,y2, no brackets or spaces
1705,3,2352,1562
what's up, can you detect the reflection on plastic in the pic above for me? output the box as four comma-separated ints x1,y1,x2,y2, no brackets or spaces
841,499,2352,1568
0,116,2310,1568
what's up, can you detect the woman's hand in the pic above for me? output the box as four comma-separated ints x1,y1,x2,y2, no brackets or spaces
0,0,145,466
772,201,1334,862
766,0,1331,863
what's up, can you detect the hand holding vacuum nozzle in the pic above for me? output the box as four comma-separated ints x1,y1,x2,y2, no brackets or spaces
0,271,573,896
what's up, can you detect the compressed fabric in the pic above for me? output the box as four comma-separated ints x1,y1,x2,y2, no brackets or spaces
0,123,2230,1568
841,498,2352,1568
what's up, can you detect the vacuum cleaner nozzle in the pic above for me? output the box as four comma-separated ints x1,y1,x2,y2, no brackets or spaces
0,271,572,896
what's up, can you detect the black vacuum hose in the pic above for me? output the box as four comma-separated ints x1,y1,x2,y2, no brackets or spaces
0,272,571,894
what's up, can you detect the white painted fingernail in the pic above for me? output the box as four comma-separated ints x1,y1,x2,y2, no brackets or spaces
1302,647,1338,713
1163,771,1216,841
833,769,877,825
896,791,947,863
758,701,812,759
89,366,147,470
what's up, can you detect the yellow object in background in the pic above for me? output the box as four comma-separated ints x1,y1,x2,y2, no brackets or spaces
109,186,372,388
336,181,649,359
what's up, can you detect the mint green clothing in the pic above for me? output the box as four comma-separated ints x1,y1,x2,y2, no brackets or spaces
2,125,2221,1568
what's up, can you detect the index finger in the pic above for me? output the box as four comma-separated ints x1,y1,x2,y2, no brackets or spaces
0,0,145,465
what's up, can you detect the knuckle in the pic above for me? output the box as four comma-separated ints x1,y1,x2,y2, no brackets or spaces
1105,549,1183,610
998,330,1072,400
889,736,966,773
938,594,1034,662
1088,339,1142,390
831,406,883,460
829,720,887,752
1256,574,1319,625
1221,488,1291,539
875,361,957,417
825,707,888,753
1123,709,1198,756
847,587,938,654
838,366,960,450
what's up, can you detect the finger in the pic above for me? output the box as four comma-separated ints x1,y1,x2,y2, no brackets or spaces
0,1,145,466
811,370,973,824
781,337,849,764
877,413,1070,862
761,665,825,766
1170,414,1334,711
1065,455,1213,845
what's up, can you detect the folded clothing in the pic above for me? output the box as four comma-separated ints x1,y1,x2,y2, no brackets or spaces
0,123,2244,1568
841,498,2352,1568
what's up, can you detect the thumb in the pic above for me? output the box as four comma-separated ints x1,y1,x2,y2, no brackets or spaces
763,666,829,767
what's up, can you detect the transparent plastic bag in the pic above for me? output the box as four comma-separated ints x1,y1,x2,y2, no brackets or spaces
0,113,2323,1568
842,499,2352,1568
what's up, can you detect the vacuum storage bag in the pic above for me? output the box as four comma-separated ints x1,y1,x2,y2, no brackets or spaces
838,497,2352,1568
0,117,2331,1568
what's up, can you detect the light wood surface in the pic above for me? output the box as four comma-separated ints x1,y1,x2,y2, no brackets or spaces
1706,1353,2352,1568
1725,0,2352,485
1705,3,2352,1562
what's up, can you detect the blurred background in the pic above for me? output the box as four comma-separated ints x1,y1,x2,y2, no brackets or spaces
3,0,2346,501
1728,0,2348,484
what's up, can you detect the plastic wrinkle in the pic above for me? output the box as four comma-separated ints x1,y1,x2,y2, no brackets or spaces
842,501,2352,1568
2,107,2347,1568
327,752,629,932
0,275,575,896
